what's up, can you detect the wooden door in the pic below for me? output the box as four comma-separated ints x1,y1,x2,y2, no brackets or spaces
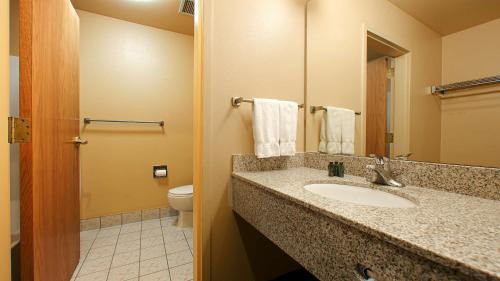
20,0,80,280
366,57,388,156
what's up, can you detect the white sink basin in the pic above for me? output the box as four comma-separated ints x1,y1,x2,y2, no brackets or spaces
304,183,416,208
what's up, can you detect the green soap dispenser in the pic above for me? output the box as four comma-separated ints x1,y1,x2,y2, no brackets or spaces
328,162,335,177
338,162,345,177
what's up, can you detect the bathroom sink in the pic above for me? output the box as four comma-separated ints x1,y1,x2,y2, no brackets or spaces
304,184,416,208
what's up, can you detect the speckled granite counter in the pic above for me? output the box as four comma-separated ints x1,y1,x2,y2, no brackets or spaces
232,167,500,281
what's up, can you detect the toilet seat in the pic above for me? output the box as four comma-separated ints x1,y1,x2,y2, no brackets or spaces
168,185,193,198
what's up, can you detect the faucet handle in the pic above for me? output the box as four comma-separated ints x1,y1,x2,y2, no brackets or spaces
395,152,412,160
383,156,391,171
370,154,385,165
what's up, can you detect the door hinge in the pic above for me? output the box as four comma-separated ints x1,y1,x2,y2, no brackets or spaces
386,132,394,144
8,117,31,144
386,69,395,79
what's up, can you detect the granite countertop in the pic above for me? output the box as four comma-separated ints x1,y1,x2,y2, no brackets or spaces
232,167,500,280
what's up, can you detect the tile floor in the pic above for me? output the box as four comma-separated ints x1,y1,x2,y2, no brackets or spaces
72,216,193,281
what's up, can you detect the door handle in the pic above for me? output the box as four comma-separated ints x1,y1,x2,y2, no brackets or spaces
72,137,88,146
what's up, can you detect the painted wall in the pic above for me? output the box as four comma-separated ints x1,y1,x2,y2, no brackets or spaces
440,19,500,167
201,0,306,280
9,0,18,56
78,10,194,219
306,0,443,162
1,0,12,279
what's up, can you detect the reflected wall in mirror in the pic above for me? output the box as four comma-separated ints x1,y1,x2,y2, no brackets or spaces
306,0,500,167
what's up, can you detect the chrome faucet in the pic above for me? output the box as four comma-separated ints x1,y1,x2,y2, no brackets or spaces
366,155,405,187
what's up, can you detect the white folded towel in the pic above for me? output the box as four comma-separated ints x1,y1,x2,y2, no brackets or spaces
318,113,327,153
253,98,280,158
319,106,342,154
319,106,355,155
279,101,298,156
339,108,355,155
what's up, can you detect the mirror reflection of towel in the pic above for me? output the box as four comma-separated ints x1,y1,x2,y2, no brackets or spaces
319,106,354,155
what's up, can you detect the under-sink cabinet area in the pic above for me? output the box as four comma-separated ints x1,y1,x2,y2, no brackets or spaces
231,153,500,281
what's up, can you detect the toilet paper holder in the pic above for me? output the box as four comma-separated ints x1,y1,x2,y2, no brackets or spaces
153,165,168,178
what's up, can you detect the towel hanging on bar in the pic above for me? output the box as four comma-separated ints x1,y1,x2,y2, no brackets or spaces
231,97,304,109
310,105,361,115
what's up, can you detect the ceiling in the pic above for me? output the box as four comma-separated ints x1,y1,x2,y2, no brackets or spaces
387,0,500,35
71,0,194,36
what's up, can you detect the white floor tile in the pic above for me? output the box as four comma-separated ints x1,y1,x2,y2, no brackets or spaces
87,245,116,260
119,231,141,243
75,221,194,281
139,270,170,281
140,246,165,261
121,223,142,234
80,240,93,252
141,236,164,249
142,220,161,230
107,262,139,281
71,260,83,279
141,228,162,238
97,227,121,239
80,249,90,260
139,256,168,276
79,255,112,276
169,263,193,281
75,270,108,281
183,229,193,239
164,239,189,254
80,230,99,241
161,225,180,234
160,217,177,227
167,250,192,268
115,240,141,254
112,250,140,268
92,236,118,248
163,231,185,243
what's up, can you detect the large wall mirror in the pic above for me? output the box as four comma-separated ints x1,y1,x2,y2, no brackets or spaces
305,0,500,168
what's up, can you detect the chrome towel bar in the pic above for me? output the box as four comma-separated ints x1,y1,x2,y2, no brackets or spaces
83,118,164,127
231,97,304,109
310,105,361,115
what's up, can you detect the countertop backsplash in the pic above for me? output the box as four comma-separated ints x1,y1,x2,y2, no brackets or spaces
232,152,500,201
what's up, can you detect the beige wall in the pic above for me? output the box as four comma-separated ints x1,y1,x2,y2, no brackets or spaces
201,0,306,280
9,0,18,56
306,0,442,162
440,19,500,167
1,0,12,280
78,10,194,219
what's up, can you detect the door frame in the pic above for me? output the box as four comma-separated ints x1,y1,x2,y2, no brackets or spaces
193,0,205,280
2,0,206,280
1,0,12,280
361,26,411,158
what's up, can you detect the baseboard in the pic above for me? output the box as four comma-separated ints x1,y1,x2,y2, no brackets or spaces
80,207,179,231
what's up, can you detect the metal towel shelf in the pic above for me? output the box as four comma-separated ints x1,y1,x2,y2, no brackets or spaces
431,75,500,95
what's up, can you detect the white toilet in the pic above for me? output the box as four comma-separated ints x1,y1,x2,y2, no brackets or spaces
167,185,193,227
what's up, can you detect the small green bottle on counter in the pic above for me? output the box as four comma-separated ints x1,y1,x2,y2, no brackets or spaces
328,162,335,177
338,162,345,177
